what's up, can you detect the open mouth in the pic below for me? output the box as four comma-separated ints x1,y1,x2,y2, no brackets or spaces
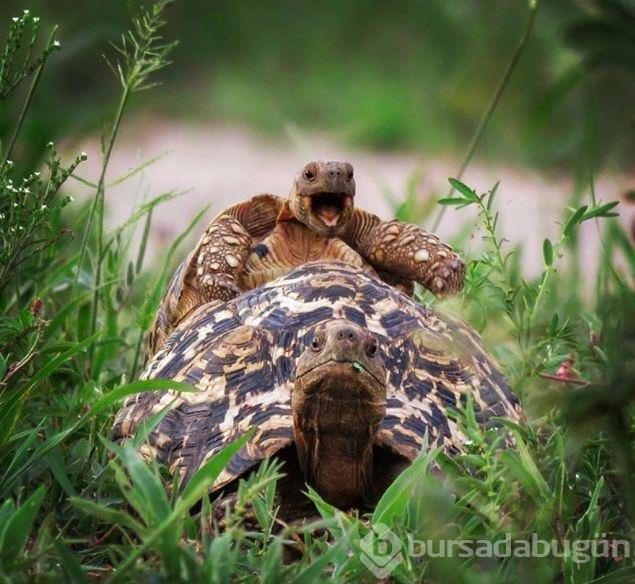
310,192,352,227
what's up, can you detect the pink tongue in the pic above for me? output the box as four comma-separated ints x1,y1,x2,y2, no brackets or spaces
318,205,340,226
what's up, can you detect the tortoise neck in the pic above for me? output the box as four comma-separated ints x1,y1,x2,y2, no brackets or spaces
293,388,384,509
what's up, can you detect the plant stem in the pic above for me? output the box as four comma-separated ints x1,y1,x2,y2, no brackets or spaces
477,191,507,277
431,1,538,232
1,27,58,171
80,85,131,364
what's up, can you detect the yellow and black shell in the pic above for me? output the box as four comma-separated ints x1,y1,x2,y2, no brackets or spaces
112,260,521,491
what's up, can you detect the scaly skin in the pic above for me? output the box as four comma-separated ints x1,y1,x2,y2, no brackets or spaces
149,161,464,356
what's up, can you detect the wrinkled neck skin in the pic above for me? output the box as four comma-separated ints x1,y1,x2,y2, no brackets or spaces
293,375,385,509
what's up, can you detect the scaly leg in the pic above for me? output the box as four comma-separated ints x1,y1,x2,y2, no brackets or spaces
358,219,464,295
189,215,252,301
148,215,252,356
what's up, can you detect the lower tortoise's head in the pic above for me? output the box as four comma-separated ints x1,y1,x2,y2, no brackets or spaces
295,320,385,399
289,161,356,238
292,320,387,508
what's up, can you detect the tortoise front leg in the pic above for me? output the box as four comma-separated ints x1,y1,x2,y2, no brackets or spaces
358,219,465,295
186,214,252,302
147,215,252,356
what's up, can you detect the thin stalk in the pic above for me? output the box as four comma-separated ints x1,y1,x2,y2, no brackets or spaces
431,1,538,232
478,194,507,277
79,85,131,364
73,0,175,367
1,27,58,170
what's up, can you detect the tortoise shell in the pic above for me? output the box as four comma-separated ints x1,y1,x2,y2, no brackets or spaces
113,261,520,503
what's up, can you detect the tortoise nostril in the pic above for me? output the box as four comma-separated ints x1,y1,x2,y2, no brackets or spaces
335,326,358,343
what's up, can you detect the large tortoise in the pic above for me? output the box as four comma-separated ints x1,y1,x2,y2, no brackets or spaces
149,161,465,354
114,261,521,518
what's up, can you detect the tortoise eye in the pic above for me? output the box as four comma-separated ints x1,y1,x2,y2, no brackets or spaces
303,166,316,181
365,339,378,357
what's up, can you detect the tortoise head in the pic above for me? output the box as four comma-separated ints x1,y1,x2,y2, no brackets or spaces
292,320,386,508
289,161,356,238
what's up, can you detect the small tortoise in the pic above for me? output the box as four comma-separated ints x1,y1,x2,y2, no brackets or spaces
149,161,464,354
114,261,520,517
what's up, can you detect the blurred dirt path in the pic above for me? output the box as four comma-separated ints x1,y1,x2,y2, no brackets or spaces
73,117,633,279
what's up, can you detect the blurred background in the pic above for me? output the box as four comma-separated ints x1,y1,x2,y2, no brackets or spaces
1,0,633,271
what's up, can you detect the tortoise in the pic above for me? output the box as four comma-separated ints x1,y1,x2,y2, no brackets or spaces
113,261,521,518
148,160,465,355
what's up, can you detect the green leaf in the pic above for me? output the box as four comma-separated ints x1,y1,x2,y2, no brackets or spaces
129,404,174,447
437,197,472,207
111,433,253,581
542,237,554,266
448,178,480,202
304,485,340,521
0,389,24,450
581,200,620,221
0,501,16,537
111,443,171,526
45,448,78,498
373,447,439,526
548,312,560,335
564,205,588,238
180,430,253,505
1,425,80,494
289,534,351,584
500,435,551,504
25,333,100,390
70,497,146,534
91,378,196,415
0,485,46,570
52,538,90,584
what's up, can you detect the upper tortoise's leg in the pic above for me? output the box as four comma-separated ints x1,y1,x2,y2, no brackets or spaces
347,210,465,295
148,195,283,355
148,215,251,356
179,194,283,304
188,214,252,301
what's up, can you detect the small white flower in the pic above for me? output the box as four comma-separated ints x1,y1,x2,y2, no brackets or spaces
41,204,48,210
53,40,61,48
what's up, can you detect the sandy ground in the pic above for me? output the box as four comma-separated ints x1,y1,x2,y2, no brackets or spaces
71,117,633,280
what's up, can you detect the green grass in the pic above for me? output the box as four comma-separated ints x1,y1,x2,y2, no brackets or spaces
1,4,634,582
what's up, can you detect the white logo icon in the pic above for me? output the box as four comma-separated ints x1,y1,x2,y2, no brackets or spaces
359,523,404,578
